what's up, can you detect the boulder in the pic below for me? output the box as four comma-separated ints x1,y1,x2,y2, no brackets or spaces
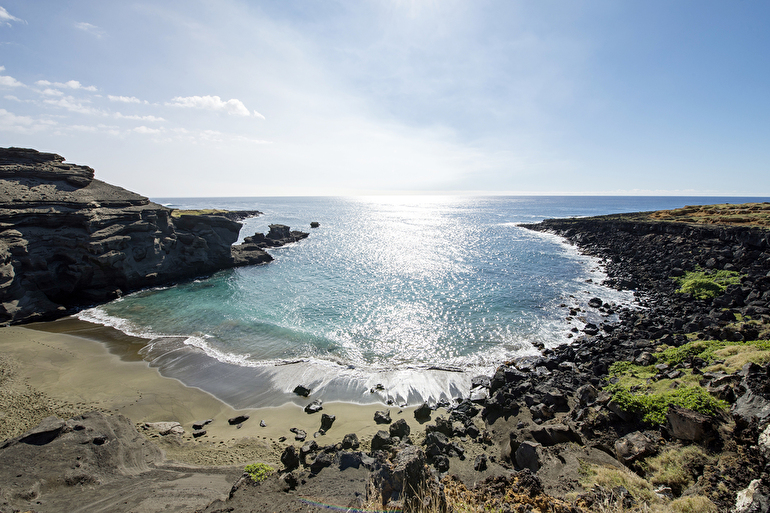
144,421,184,436
192,419,213,430
228,415,249,426
614,431,656,465
293,385,311,397
515,441,542,473
414,402,432,421
531,424,582,446
374,410,392,424
734,479,770,513
280,446,300,470
666,406,717,444
371,430,394,452
342,433,360,450
389,419,411,439
304,399,323,414
320,413,336,432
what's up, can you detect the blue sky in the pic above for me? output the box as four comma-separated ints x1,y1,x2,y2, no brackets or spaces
1,1,769,196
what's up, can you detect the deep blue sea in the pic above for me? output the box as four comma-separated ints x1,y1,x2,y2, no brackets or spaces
77,196,769,408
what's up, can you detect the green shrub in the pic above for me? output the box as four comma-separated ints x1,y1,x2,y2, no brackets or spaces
244,462,274,483
673,268,742,299
608,384,726,425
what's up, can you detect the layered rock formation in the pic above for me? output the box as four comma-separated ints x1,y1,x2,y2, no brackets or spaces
0,147,296,324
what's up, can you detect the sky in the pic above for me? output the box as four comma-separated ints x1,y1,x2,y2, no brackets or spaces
1,1,769,197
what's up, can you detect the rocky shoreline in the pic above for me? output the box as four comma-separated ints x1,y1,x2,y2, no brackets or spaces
0,147,308,325
197,212,770,511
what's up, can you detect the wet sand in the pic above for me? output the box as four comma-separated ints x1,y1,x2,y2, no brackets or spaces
0,320,425,467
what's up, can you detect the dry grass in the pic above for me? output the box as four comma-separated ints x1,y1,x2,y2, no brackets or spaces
644,446,713,496
648,202,770,228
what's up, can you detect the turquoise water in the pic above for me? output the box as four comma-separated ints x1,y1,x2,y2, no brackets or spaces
78,196,768,407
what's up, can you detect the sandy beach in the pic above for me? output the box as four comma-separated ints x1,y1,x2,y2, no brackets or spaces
0,319,427,468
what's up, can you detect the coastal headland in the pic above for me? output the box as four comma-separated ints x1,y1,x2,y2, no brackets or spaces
0,147,308,325
2,148,770,511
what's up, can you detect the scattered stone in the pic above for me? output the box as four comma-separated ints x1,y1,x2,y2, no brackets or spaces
371,430,393,452
374,410,392,424
342,433,360,450
414,402,432,421
293,385,311,397
304,400,323,414
734,479,770,513
259,420,266,428
192,419,213,430
474,454,488,472
389,419,410,439
310,452,334,474
320,413,336,432
289,427,307,441
192,430,206,438
228,415,249,426
280,445,300,470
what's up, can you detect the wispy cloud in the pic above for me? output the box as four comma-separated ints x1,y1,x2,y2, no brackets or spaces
133,125,165,135
115,112,165,122
0,6,24,26
74,21,104,38
108,95,146,104
0,66,24,87
43,96,102,115
36,79,98,92
0,108,51,133
166,95,262,118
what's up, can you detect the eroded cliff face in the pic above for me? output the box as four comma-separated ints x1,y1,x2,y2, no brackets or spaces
0,147,271,324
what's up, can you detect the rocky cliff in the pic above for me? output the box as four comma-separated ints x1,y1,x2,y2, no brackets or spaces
0,147,279,325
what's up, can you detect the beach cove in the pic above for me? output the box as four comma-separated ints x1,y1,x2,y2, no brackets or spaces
3,148,770,511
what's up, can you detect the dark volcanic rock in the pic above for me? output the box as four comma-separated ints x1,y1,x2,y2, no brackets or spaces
228,415,249,426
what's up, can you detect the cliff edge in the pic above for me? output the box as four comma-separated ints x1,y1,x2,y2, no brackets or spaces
0,147,275,324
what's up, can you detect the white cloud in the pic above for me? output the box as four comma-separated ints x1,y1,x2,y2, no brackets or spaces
108,95,146,104
115,112,165,122
44,96,102,115
4,94,20,101
35,78,97,92
41,88,64,96
0,66,24,87
0,108,49,133
74,22,104,38
0,6,24,26
134,125,164,134
166,95,261,117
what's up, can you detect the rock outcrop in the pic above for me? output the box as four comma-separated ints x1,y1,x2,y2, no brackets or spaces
0,147,301,324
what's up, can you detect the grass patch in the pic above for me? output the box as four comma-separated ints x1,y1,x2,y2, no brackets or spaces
607,362,727,425
673,268,742,300
244,462,274,483
667,496,719,513
659,339,770,372
578,463,659,505
170,208,230,218
644,445,714,495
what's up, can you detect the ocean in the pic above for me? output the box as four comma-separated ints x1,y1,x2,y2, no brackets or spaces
76,196,768,408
